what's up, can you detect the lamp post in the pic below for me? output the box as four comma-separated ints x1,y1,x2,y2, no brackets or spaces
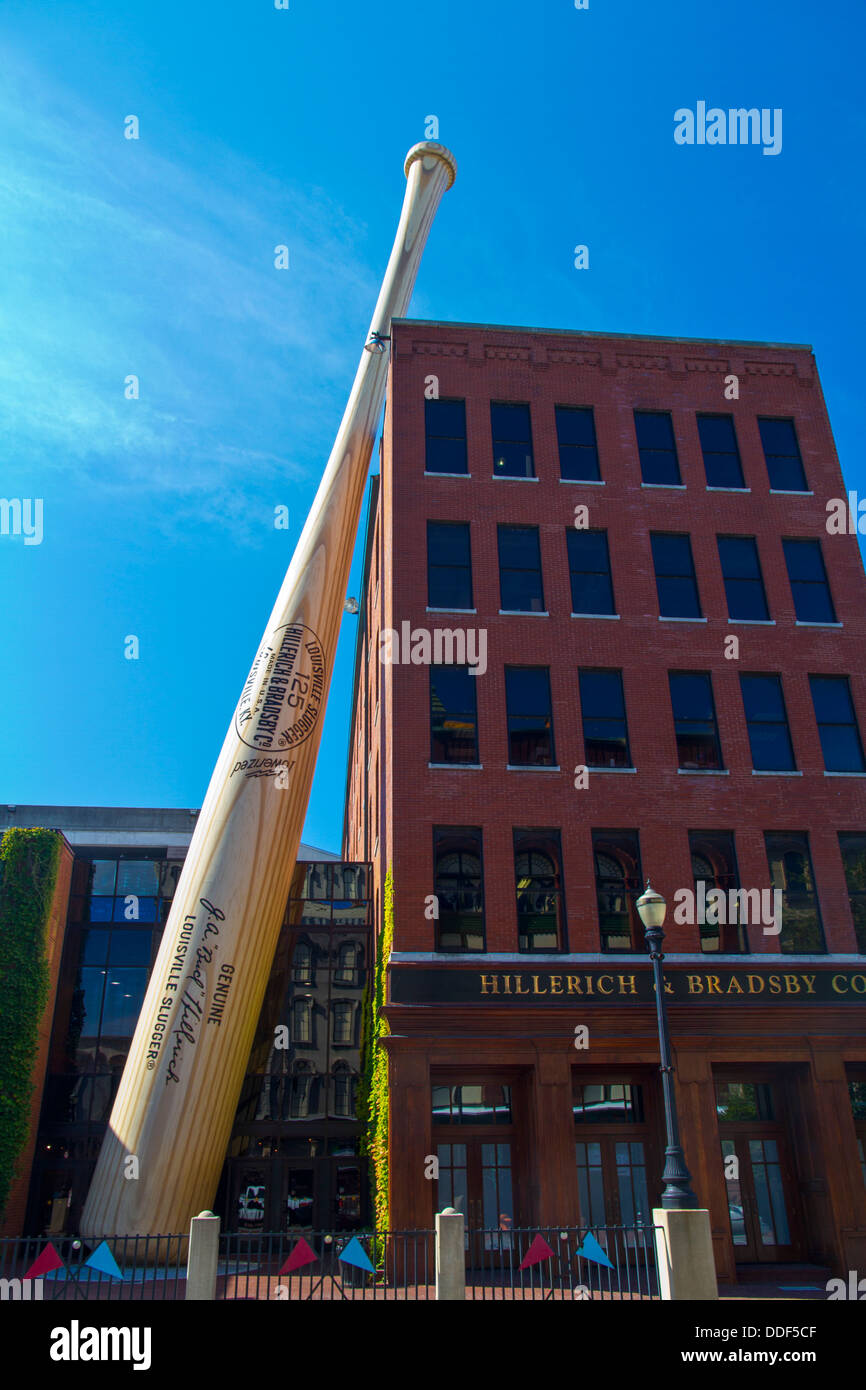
636,880,698,1209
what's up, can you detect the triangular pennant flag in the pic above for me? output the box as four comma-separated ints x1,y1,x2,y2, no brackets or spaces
338,1236,375,1273
519,1234,555,1270
85,1240,126,1280
23,1243,65,1278
575,1231,615,1270
279,1237,318,1274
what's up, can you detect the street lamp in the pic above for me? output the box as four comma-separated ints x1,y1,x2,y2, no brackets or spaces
636,880,698,1209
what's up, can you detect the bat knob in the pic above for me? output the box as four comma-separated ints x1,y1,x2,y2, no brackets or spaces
404,141,457,189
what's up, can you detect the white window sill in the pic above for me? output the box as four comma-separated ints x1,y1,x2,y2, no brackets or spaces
424,470,471,478
659,616,707,623
492,473,539,481
642,482,686,489
707,486,751,493
560,477,605,485
796,620,842,628
428,763,483,770
571,612,620,620
426,607,477,614
727,619,776,626
499,609,549,616
769,489,813,496
677,768,729,775
589,766,638,774
824,770,866,778
751,770,803,777
506,764,561,772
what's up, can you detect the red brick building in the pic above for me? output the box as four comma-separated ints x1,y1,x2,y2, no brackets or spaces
344,317,866,1284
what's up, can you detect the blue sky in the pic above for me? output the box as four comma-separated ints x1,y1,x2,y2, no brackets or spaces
1,0,863,853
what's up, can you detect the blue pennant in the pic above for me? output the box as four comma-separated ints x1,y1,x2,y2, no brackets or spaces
338,1236,375,1273
575,1232,615,1270
85,1240,126,1280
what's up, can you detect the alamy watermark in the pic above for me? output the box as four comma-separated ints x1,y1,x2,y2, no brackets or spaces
379,623,487,676
0,498,43,545
674,103,782,156
673,884,782,935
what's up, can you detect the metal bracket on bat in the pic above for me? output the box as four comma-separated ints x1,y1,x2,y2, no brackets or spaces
364,331,391,353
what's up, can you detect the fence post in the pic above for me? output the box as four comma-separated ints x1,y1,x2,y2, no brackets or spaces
186,1210,220,1300
653,1208,718,1300
436,1207,465,1300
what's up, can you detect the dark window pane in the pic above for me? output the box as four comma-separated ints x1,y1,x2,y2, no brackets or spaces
556,407,601,480
698,415,745,488
425,399,467,474
766,833,825,953
428,522,470,566
651,534,693,575
567,530,615,614
434,828,485,951
652,533,701,617
81,929,110,965
657,577,702,618
428,523,472,609
635,412,681,485
580,670,630,768
670,673,723,770
593,830,642,951
498,527,544,611
506,667,554,766
431,667,479,764
741,675,796,771
108,931,153,966
783,540,836,623
810,676,865,772
759,418,808,491
492,403,534,477
718,537,769,620
515,830,564,951
839,835,866,953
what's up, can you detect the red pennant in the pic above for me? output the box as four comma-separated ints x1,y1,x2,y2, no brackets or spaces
23,1242,66,1278
279,1237,318,1273
519,1234,555,1270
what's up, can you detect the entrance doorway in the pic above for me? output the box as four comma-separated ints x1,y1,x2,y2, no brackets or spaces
572,1081,657,1260
432,1082,516,1266
716,1080,803,1263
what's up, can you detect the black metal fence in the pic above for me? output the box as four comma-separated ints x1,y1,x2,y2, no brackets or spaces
0,1234,187,1301
464,1223,661,1300
217,1228,435,1300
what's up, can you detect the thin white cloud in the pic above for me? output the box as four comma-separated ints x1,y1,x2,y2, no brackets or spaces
0,49,380,539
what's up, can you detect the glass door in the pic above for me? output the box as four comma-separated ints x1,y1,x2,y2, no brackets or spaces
436,1139,515,1268
716,1080,802,1263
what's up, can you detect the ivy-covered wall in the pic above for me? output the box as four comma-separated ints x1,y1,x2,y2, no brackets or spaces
0,828,61,1221
358,864,393,1233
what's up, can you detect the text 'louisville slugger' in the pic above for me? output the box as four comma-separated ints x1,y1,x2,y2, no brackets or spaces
82,141,457,1236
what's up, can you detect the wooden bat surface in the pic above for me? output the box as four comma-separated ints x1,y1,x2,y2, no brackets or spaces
82,141,456,1237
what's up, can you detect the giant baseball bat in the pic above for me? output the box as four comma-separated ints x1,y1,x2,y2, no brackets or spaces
82,141,456,1237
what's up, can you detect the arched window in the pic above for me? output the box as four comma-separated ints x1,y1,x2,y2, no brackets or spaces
434,828,485,951
333,1063,357,1117
514,831,564,951
592,831,641,951
293,941,312,984
292,997,312,1045
335,940,359,985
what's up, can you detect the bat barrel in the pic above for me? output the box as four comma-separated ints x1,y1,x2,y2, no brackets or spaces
82,142,455,1241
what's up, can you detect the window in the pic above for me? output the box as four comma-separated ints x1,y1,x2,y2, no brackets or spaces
715,1082,774,1121
514,830,565,951
556,406,600,481
718,537,769,621
651,534,701,618
698,415,745,488
573,1084,644,1123
335,940,361,985
505,667,555,766
430,666,479,764
592,830,643,951
433,828,485,951
432,1084,512,1124
689,831,746,953
498,526,545,611
839,835,866,953
765,833,825,953
427,521,473,610
491,402,534,477
759,418,808,491
292,997,312,1045
635,411,681,485
567,529,615,615
669,673,724,770
292,941,313,984
740,675,796,771
782,539,836,623
810,677,865,773
579,669,631,768
332,1001,354,1046
425,398,467,474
